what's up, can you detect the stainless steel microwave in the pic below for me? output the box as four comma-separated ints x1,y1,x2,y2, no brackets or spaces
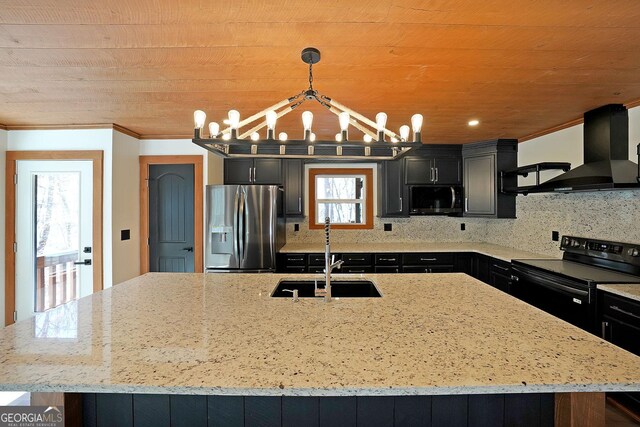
409,185,463,215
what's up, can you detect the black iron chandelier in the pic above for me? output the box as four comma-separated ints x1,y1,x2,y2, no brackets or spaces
192,47,423,160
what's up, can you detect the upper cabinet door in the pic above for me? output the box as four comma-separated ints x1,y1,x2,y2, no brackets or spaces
253,159,282,184
432,158,461,185
379,160,408,217
224,159,254,184
284,159,303,216
464,153,496,216
405,158,434,184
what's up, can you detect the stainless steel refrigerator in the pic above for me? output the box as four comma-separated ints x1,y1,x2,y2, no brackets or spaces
205,185,285,272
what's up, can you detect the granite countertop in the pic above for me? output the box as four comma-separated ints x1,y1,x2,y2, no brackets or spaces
280,242,553,262
1,272,639,396
598,284,640,302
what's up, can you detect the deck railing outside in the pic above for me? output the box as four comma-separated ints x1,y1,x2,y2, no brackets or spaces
36,250,78,312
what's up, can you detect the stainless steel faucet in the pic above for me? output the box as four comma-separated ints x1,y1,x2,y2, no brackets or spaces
324,217,344,302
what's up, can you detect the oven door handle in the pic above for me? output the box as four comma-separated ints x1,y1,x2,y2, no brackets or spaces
512,266,589,301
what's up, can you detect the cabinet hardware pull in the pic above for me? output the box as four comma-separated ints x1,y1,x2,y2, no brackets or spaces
249,168,252,182
350,269,365,273
435,168,439,183
430,167,434,182
253,167,256,182
288,257,304,261
492,264,510,271
399,197,402,212
350,258,366,261
465,197,469,212
298,197,302,212
610,305,640,320
601,321,608,339
420,258,437,261
379,258,396,262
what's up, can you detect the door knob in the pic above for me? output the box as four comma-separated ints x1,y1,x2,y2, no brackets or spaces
182,247,194,252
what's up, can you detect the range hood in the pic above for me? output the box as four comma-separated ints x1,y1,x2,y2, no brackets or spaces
527,104,640,193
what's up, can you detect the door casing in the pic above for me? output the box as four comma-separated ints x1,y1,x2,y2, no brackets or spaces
139,156,203,273
5,150,104,326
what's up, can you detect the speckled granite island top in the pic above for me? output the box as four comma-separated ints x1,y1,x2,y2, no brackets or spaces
598,284,640,302
1,273,639,396
280,242,552,262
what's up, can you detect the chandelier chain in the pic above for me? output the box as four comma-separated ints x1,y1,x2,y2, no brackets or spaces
308,63,313,91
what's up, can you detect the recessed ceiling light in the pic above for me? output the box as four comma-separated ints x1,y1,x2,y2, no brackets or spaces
468,119,480,126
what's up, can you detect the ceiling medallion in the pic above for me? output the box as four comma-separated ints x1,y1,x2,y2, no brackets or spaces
192,47,423,160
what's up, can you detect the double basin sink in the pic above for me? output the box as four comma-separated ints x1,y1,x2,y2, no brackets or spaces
271,279,382,298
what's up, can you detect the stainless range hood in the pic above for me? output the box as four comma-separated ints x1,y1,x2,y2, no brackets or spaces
527,104,640,193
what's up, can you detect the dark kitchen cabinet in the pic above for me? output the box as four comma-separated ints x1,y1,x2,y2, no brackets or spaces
378,160,408,217
489,259,512,293
405,157,461,185
224,159,282,184
402,253,455,273
284,159,304,217
600,292,640,413
472,254,491,283
462,139,517,218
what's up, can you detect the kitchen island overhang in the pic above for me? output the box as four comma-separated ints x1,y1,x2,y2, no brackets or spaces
1,273,638,426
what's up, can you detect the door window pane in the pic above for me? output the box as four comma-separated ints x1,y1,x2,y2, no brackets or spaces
35,172,81,312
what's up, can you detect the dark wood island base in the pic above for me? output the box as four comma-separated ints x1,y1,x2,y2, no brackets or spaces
64,391,605,427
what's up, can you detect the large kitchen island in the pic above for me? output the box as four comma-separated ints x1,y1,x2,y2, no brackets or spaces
1,272,639,426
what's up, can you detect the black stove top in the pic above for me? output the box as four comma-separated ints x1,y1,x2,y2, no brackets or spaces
512,258,640,284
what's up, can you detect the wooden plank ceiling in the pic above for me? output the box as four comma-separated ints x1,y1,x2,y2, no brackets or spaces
1,0,640,142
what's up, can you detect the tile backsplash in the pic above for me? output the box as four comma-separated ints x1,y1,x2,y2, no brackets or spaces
287,190,640,257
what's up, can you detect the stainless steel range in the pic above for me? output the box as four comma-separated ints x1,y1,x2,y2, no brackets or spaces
511,236,640,334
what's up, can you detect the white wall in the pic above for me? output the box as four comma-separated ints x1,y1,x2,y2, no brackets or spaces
111,131,140,285
0,130,7,326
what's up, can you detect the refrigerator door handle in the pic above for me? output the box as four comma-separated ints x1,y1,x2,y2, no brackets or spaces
233,187,241,264
242,189,249,262
238,188,246,266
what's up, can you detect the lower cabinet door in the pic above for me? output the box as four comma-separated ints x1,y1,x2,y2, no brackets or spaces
341,266,374,274
375,266,400,273
403,265,454,273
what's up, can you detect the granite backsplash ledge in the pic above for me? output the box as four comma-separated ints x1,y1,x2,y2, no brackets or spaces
286,190,640,258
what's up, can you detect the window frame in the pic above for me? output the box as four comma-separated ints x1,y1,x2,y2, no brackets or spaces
308,168,374,230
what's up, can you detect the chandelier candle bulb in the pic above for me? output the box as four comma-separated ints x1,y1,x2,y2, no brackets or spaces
411,113,423,143
302,110,313,140
363,134,373,143
310,132,316,142
278,132,288,142
208,122,220,138
338,111,350,141
376,112,387,142
399,125,410,142
266,110,277,139
228,110,240,138
193,110,206,138
335,133,343,142
250,132,260,141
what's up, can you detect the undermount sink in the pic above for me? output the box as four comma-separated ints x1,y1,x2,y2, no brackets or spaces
271,279,382,298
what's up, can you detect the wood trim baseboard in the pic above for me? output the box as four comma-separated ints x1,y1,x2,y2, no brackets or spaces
4,150,104,326
308,168,374,230
139,155,204,274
